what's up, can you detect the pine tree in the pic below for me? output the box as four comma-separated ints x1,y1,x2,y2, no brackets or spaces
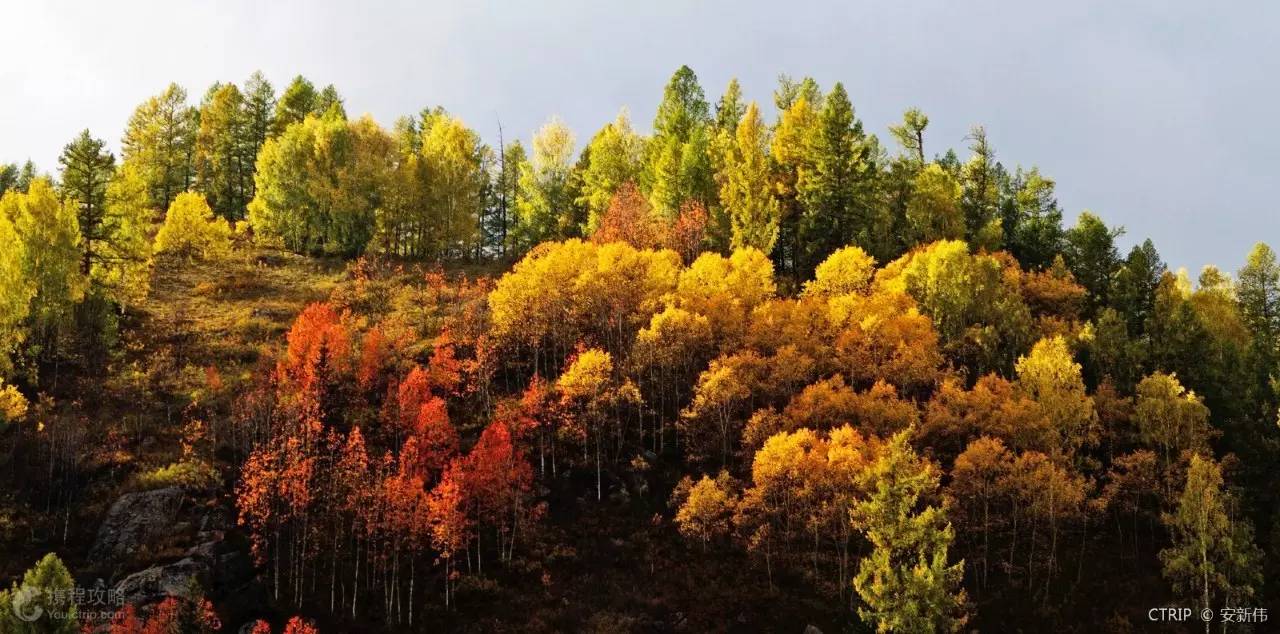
58,130,116,277
0,553,79,633
272,75,319,136
797,82,871,272
852,431,967,633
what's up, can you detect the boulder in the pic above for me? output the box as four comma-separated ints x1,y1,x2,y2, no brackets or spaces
90,487,185,563
112,557,210,606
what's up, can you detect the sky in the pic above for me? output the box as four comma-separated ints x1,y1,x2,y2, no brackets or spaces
2,1,1276,273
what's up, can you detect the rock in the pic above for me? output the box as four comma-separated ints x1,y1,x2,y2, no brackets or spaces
90,487,185,563
803,625,823,634
113,557,210,606
199,507,232,533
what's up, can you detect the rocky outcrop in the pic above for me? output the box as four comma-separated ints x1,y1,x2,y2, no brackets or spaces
90,487,185,563
112,556,210,606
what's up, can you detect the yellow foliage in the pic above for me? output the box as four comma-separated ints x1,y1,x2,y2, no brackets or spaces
155,192,231,259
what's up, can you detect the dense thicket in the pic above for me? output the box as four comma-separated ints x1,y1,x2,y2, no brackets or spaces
1,65,1277,632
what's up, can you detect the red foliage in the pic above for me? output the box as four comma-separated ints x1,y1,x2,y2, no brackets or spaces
592,182,663,249
412,398,459,477
394,366,432,432
667,200,708,263
427,329,465,397
282,616,319,634
356,326,391,391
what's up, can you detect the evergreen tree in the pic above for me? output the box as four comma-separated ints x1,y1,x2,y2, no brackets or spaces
0,553,79,633
958,126,1001,250
796,82,871,272
57,130,116,277
1064,211,1123,315
1110,239,1167,335
272,75,319,136
240,71,276,197
853,431,968,633
648,65,714,218
1003,167,1064,270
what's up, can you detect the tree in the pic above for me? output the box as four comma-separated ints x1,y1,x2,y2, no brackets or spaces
1003,167,1065,270
905,164,964,245
273,75,320,135
0,203,28,377
591,182,663,249
120,82,196,211
796,82,872,271
1064,211,1123,314
1110,239,1166,334
99,163,155,308
0,552,78,633
420,113,485,258
674,471,737,550
804,246,875,297
578,109,645,233
1015,336,1098,455
241,71,276,180
1133,372,1211,467
1159,455,1262,634
1238,243,1279,343
648,65,714,218
154,191,232,259
5,179,84,361
514,117,576,248
852,431,967,633
426,467,471,608
249,114,392,256
959,126,1002,249
58,130,116,277
888,107,929,164
723,102,779,253
195,82,252,220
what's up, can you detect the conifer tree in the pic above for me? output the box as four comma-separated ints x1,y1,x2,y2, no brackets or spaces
852,431,967,633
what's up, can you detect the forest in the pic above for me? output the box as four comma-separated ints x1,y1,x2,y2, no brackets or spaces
0,64,1277,633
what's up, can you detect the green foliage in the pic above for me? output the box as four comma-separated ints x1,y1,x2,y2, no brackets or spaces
0,553,78,633
195,82,252,220
249,114,390,256
58,129,115,277
121,82,197,212
272,75,320,136
1064,211,1123,314
515,117,577,248
578,109,646,234
852,431,967,633
1159,455,1262,619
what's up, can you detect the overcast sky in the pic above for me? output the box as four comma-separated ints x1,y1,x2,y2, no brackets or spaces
2,1,1276,273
